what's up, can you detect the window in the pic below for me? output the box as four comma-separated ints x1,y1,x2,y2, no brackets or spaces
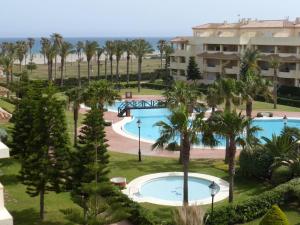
180,70,186,76
179,57,186,63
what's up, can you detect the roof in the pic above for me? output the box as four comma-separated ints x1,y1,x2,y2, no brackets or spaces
193,19,299,30
170,37,190,43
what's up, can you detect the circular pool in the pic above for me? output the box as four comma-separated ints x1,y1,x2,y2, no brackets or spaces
123,172,229,206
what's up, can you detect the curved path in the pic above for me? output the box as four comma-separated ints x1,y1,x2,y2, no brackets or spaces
81,95,300,159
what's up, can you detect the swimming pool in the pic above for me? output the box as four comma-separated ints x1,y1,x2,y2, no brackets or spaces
109,101,300,147
123,172,229,206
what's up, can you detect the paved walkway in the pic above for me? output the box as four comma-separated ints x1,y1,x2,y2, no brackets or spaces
81,95,300,160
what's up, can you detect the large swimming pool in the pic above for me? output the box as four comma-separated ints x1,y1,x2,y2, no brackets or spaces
108,102,300,147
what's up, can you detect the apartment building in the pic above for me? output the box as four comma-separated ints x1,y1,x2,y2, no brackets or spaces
170,18,300,87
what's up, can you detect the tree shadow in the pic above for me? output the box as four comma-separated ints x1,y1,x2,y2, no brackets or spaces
0,174,19,185
11,208,71,225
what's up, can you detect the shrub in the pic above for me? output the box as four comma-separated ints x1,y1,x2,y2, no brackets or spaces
0,128,8,143
239,147,274,179
205,178,300,225
271,166,293,185
259,205,290,225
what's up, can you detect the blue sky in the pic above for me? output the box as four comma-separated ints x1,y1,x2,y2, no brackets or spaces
1,0,300,37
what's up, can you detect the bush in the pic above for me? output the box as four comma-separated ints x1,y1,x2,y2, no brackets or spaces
205,178,300,225
278,85,300,99
0,128,8,143
239,147,274,179
259,205,290,225
271,166,293,186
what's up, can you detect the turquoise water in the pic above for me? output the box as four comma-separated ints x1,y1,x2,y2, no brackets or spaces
108,102,300,147
139,176,218,202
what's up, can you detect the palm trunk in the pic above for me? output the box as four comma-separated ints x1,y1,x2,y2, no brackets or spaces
273,69,278,109
179,135,183,164
228,137,236,203
19,61,22,72
40,189,45,220
138,57,142,93
74,105,78,147
87,60,90,84
60,58,64,87
54,56,57,79
110,57,113,82
78,60,81,87
105,58,107,79
246,100,252,118
116,59,120,86
160,53,163,69
182,133,191,205
126,55,130,84
6,72,9,86
48,60,52,82
212,106,215,114
97,59,100,79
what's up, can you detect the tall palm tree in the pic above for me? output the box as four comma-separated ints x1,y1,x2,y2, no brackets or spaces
157,39,166,69
66,87,84,147
27,38,35,63
240,48,261,78
40,37,48,65
163,44,174,71
114,40,125,85
153,106,210,205
205,111,261,202
124,40,133,84
163,81,201,163
76,41,84,87
131,39,153,92
59,41,73,87
105,41,114,82
83,41,99,84
51,33,63,79
16,41,28,72
4,43,16,82
41,38,56,82
269,56,280,109
96,47,104,79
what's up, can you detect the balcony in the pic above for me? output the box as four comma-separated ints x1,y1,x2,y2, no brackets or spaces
279,70,297,79
225,66,239,74
206,65,220,73
260,69,273,77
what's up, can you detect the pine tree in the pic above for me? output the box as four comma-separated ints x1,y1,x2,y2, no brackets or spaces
16,86,71,220
187,56,201,81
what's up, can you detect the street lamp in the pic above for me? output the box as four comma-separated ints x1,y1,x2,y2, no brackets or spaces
209,181,218,224
283,115,288,128
137,119,142,162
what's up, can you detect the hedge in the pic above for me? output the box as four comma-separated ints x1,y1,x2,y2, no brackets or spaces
278,85,300,99
205,178,300,225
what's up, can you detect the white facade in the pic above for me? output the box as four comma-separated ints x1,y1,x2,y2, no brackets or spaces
0,142,13,225
170,18,300,87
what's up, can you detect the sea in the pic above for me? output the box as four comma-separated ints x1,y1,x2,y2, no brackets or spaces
0,37,172,54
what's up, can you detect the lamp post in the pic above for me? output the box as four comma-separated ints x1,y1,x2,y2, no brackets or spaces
137,119,142,162
283,115,288,128
209,181,218,225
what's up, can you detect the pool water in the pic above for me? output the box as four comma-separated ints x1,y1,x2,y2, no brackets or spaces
139,176,218,202
108,101,300,147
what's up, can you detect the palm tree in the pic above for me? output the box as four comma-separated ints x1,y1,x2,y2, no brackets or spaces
163,81,201,163
96,47,104,79
105,41,114,82
66,87,84,147
41,38,56,82
114,40,125,85
40,37,48,65
3,43,16,82
16,41,28,72
153,107,209,205
238,74,272,118
157,39,166,69
59,41,73,87
124,40,133,84
83,41,99,84
0,55,14,85
27,38,35,63
163,44,174,71
205,111,261,202
51,33,63,79
206,86,222,114
240,48,261,77
269,56,280,109
83,80,120,110
76,41,84,87
131,39,153,92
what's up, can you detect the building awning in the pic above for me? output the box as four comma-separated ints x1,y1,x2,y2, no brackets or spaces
198,52,240,60
171,37,189,43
